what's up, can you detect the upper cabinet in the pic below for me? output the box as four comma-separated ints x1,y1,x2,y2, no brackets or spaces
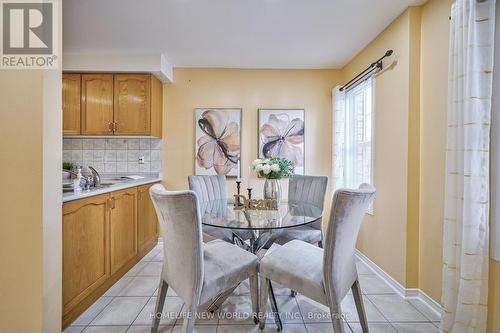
114,75,151,135
62,73,163,137
82,74,114,135
62,74,81,135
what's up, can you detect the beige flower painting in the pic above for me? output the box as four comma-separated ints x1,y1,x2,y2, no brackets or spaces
195,108,241,176
259,109,304,175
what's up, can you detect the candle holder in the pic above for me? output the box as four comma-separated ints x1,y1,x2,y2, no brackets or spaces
247,188,253,200
236,180,242,206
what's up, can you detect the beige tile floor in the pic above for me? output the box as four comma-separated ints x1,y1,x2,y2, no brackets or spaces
63,242,441,333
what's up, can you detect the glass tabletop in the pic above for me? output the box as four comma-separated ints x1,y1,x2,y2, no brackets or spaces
200,199,323,230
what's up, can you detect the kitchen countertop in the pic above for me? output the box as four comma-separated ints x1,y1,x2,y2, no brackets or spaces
63,176,162,203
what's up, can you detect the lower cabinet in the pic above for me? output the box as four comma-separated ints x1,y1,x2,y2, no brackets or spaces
62,194,110,315
62,183,160,328
138,183,159,252
110,188,138,274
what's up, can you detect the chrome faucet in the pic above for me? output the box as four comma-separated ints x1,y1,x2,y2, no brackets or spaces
88,166,101,188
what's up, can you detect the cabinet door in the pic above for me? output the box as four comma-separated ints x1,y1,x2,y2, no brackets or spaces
114,74,151,135
63,194,110,315
110,188,138,274
137,183,159,252
81,74,114,135
62,73,81,135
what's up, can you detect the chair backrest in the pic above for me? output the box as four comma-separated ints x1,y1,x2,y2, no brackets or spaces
188,174,228,202
288,175,328,229
288,175,328,208
323,184,375,302
149,184,204,303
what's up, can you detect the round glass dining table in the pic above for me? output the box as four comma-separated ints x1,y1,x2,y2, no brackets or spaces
199,199,323,331
200,199,323,252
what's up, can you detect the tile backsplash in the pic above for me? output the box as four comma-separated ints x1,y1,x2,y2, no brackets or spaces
63,138,163,175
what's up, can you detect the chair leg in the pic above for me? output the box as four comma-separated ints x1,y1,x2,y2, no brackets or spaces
258,277,270,330
329,302,345,333
352,278,368,333
182,301,198,333
249,274,259,324
151,280,168,333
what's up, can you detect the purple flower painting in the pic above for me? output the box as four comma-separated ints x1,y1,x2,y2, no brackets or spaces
259,109,305,175
195,108,241,176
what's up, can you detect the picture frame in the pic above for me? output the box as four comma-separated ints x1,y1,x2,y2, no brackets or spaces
195,107,241,176
258,108,305,175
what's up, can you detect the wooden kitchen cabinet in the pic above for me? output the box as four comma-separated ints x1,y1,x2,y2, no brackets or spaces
137,183,160,252
63,73,163,137
114,74,151,135
109,187,138,274
62,184,158,328
62,73,81,135
81,74,114,135
62,194,110,315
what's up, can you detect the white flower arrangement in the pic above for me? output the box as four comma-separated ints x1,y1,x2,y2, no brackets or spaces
251,157,295,179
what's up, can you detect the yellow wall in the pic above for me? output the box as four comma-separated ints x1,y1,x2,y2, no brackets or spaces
0,4,62,332
488,260,500,333
419,0,451,303
163,68,342,200
339,0,453,300
341,10,412,286
0,71,44,333
0,69,62,333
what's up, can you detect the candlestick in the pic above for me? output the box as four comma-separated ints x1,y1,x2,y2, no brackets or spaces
236,180,242,206
247,166,252,189
247,188,253,200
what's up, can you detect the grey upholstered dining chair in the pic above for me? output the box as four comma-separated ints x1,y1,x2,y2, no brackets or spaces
275,175,328,247
149,184,259,333
188,174,234,242
258,184,376,333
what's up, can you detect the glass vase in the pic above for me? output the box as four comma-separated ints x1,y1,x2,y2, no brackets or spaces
263,178,281,208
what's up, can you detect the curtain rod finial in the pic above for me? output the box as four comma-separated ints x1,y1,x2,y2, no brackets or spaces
386,50,393,57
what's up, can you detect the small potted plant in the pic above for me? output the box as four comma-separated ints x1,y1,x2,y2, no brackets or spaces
251,157,295,204
63,161,74,179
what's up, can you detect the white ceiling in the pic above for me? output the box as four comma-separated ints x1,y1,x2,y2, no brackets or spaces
63,0,426,69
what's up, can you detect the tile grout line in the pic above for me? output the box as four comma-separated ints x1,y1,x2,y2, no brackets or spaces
363,294,401,332
125,295,154,333
406,298,441,323
365,294,437,332
79,295,117,331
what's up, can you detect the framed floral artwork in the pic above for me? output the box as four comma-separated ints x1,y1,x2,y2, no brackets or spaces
195,108,241,176
258,109,305,175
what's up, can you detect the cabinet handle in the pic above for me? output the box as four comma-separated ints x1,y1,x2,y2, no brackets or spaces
108,198,115,209
114,122,118,132
108,122,113,132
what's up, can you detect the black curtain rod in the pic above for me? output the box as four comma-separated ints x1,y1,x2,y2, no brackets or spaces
340,49,393,91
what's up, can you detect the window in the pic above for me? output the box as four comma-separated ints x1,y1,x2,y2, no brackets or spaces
333,78,374,212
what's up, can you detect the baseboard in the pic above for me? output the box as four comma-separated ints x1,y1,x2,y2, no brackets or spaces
354,249,442,318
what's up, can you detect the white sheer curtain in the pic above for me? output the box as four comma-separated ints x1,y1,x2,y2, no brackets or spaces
441,0,496,332
332,78,374,195
332,86,346,191
491,0,500,262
